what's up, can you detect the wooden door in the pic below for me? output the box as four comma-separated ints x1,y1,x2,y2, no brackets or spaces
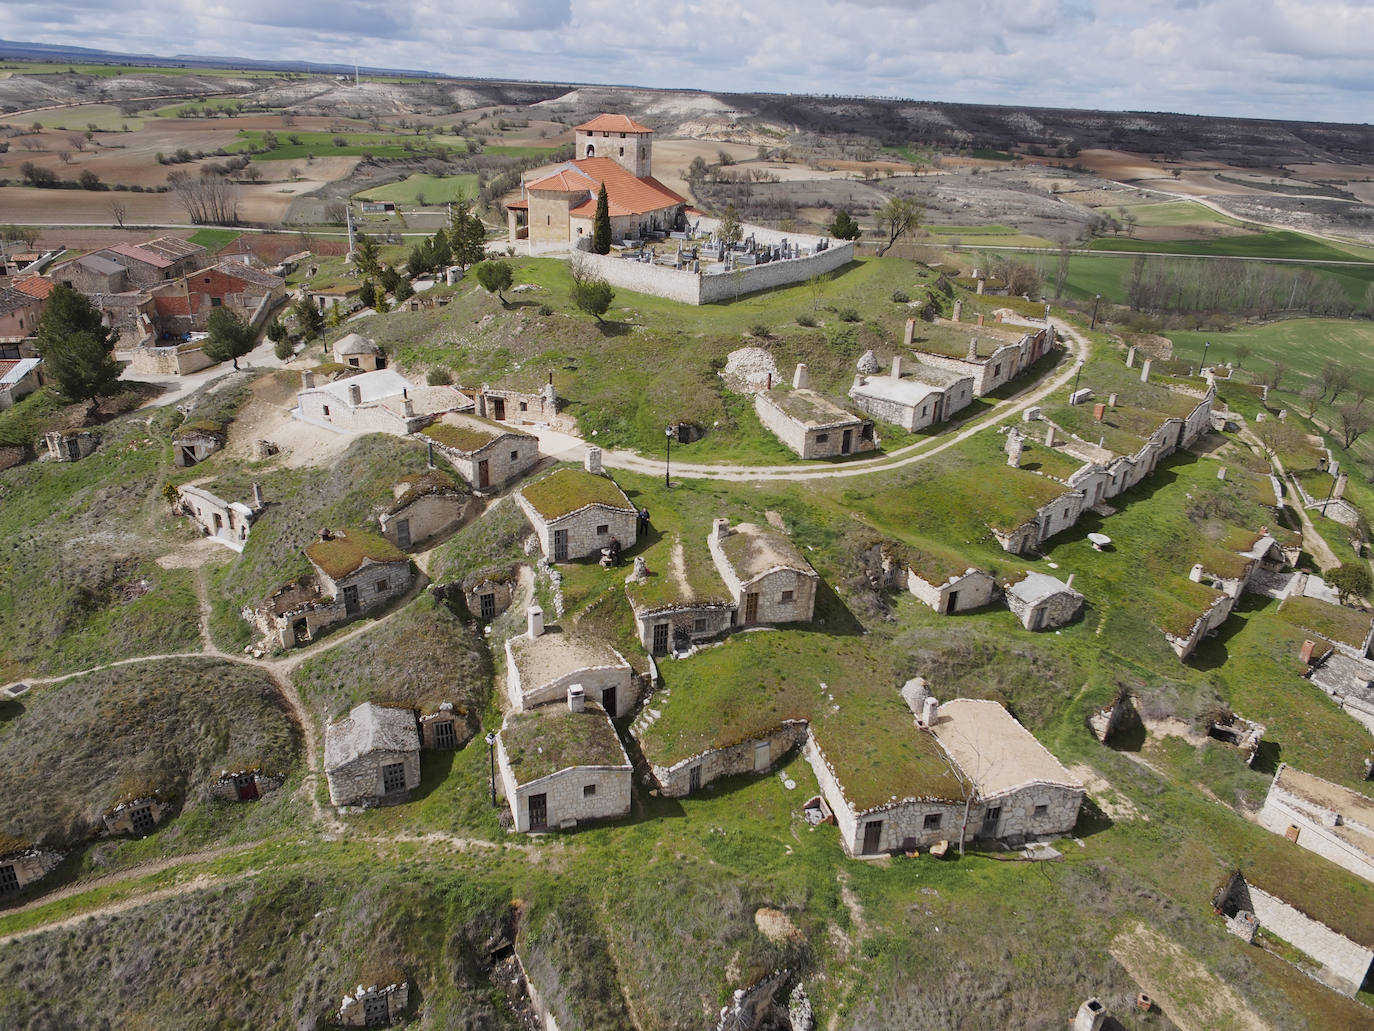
753,741,770,772
601,686,617,717
478,459,490,489
395,519,411,549
688,765,701,793
491,397,506,421
744,592,759,624
528,793,547,830
841,429,852,454
553,529,568,562
862,819,883,855
343,584,360,615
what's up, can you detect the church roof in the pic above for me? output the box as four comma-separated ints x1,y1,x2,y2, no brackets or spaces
575,113,653,133
525,158,685,218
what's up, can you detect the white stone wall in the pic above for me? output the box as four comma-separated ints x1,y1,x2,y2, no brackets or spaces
753,394,871,459
652,722,810,797
440,435,541,490
908,569,997,614
1007,588,1083,630
979,782,1083,839
325,749,420,807
297,388,408,436
504,761,632,832
1035,491,1087,546
518,499,639,562
1166,593,1234,659
380,494,472,550
1247,885,1373,995
508,658,636,718
737,568,818,625
1259,783,1374,885
1,848,63,893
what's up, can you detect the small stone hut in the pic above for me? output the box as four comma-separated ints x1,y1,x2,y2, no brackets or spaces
709,519,819,627
753,370,876,459
505,608,636,718
176,482,264,552
420,412,540,492
305,529,412,621
496,693,632,833
1004,571,1083,630
324,702,422,808
0,838,64,899
102,794,175,837
338,978,409,1027
907,555,997,615
377,470,472,551
516,467,638,562
332,332,387,371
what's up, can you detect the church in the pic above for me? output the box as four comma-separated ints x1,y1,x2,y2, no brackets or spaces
506,114,689,253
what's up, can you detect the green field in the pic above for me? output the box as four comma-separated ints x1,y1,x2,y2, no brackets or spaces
226,129,462,161
355,173,480,206
0,102,143,132
927,224,1017,236
1088,228,1369,262
1110,200,1247,229
186,228,241,251
483,144,568,159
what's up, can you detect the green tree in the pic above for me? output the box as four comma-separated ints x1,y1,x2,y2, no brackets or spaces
592,183,612,254
394,278,415,302
828,210,862,240
1328,563,1372,604
406,239,433,278
876,195,922,256
43,331,121,400
358,279,379,309
36,284,114,355
353,232,381,277
430,229,452,269
202,308,256,366
447,196,487,270
718,203,743,246
265,316,287,345
474,260,513,306
379,264,401,295
293,295,324,340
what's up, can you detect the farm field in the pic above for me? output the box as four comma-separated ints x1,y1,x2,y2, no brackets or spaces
355,172,479,205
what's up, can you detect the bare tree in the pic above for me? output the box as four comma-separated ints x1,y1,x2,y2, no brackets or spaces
876,195,922,256
56,149,73,165
167,171,239,225
1337,404,1374,448
109,197,128,229
1053,238,1071,299
1265,361,1288,391
1320,361,1352,403
67,133,86,153
1299,382,1324,418
242,164,263,184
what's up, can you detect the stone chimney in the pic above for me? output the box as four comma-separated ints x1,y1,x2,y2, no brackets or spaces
1073,998,1107,1031
1045,425,1056,447
585,446,603,475
952,300,963,322
1006,428,1023,468
891,355,904,378
853,374,866,391
1126,346,1136,368
527,604,544,638
1140,358,1151,383
976,278,986,296
976,313,985,326
1300,639,1318,665
252,482,265,508
793,363,810,390
1189,564,1204,583
402,398,415,418
903,319,915,347
347,382,362,406
1093,403,1106,421
714,518,731,541
301,369,315,389
920,695,939,728
967,337,978,361
567,683,585,713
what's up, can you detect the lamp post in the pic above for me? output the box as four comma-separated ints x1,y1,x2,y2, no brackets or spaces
1200,340,1210,376
1089,293,1102,331
484,731,496,807
1072,359,1085,397
664,424,673,489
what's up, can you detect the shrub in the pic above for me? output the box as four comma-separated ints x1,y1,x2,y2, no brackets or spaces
427,367,454,386
538,304,553,316
796,313,818,327
837,308,861,323
749,322,771,339
891,289,910,303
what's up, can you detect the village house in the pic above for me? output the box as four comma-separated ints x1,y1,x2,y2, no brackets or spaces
906,550,998,615
0,839,64,898
324,702,421,808
469,382,559,426
333,332,387,371
990,481,1087,555
420,412,540,491
52,252,131,294
848,355,975,432
305,284,363,314
1004,571,1083,630
294,368,472,437
0,356,43,410
305,528,412,622
626,532,735,657
102,794,174,837
507,114,687,253
650,721,811,798
754,364,877,459
495,690,633,833
376,470,473,551
208,768,285,803
1258,764,1374,885
0,285,45,345
459,565,520,622
418,700,473,751
709,518,819,627
171,424,224,467
505,605,637,718
516,467,638,562
147,261,286,337
175,482,265,552
53,239,205,292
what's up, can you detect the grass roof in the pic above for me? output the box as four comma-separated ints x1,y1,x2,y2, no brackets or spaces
907,320,1023,359
1155,577,1228,639
305,529,408,580
421,414,531,454
1018,441,1086,481
625,530,732,611
501,703,628,783
719,522,814,580
1278,597,1373,650
763,387,863,427
905,539,985,586
521,468,633,521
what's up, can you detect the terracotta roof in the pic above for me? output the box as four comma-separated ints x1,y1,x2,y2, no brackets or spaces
11,277,54,300
526,164,599,194
108,243,174,269
505,198,528,210
209,261,284,290
153,293,204,317
522,157,685,221
575,114,653,134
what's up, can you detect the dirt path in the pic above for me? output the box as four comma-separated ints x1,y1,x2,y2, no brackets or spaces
1239,425,1341,571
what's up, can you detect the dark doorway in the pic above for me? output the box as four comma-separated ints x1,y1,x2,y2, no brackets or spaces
382,762,406,794
528,793,547,830
0,865,19,895
478,459,490,489
395,519,411,549
180,446,198,466
862,819,883,854
434,720,457,749
841,429,852,454
553,529,568,562
946,591,959,614
343,584,360,615
491,397,506,421
688,765,701,793
233,773,260,801
601,686,617,716
652,622,669,655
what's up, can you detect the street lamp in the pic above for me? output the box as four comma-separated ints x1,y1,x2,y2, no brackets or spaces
1200,340,1211,376
484,731,496,807
664,424,674,489
1072,359,1085,397
1089,293,1102,331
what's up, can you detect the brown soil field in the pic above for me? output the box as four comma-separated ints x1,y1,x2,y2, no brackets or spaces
817,158,913,174
0,177,310,225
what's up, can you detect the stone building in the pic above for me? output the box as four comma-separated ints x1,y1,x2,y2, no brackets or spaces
304,529,412,623
709,519,819,627
462,567,519,622
377,470,473,551
991,487,1088,555
418,701,473,751
1258,764,1374,885
171,426,223,467
469,382,558,426
753,365,876,459
102,794,174,837
208,768,285,802
43,429,99,462
516,467,638,562
907,558,997,615
333,332,387,371
176,482,265,552
505,606,636,718
0,290,44,351
1004,571,1083,630
848,357,974,432
294,368,471,437
52,252,131,293
905,317,1056,397
626,534,735,656
420,413,540,491
0,841,64,898
651,721,811,797
338,980,409,1028
324,702,421,808
929,698,1085,842
496,691,633,833
506,114,687,253
148,261,285,337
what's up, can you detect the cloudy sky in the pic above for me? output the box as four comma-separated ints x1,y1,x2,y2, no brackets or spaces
6,0,1374,123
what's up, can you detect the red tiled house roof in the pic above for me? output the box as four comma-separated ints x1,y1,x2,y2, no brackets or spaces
12,277,54,300
575,114,653,133
526,158,685,218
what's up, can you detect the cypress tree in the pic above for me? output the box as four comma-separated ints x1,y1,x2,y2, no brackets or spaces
592,183,611,254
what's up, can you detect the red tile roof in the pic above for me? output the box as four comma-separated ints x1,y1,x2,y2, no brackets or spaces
108,243,174,269
153,293,204,317
12,276,54,300
526,158,685,218
575,114,653,134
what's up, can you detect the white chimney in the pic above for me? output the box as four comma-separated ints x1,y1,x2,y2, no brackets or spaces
567,683,585,713
1065,573,1075,591
347,382,362,406
715,517,730,541
527,604,544,638
1140,358,1152,383
301,369,315,389
792,363,809,390
891,355,904,378
903,319,915,347
920,696,939,728
584,446,603,475
1189,564,1204,583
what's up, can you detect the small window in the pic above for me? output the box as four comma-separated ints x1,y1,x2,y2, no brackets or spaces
693,617,707,634
375,579,389,594
381,762,406,793
596,524,609,535
348,357,359,367
210,296,222,307
519,401,528,411
781,590,794,604
923,813,942,830
993,364,1001,377
547,216,551,225
1063,509,1070,518
510,450,519,461
1034,804,1049,818
583,783,597,798
815,433,829,443
619,146,625,156
322,405,330,416
619,132,626,138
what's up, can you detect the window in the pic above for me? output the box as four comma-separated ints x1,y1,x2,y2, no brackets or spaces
510,450,519,462
382,762,406,793
596,524,609,535
210,296,222,307
619,132,626,138
984,805,1002,828
780,590,794,604
923,813,942,830
583,783,597,798
619,147,625,156
693,617,708,634
1033,804,1049,818
519,401,528,411
322,405,330,416
348,357,359,367
1063,508,1070,518
992,364,1001,377
815,433,829,443
375,579,389,594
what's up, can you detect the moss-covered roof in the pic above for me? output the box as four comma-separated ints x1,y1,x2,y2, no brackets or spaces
625,531,733,612
762,387,865,428
421,413,532,455
986,469,1079,533
906,540,986,586
1155,578,1228,639
908,320,1025,359
1279,597,1374,650
520,468,634,521
306,529,408,580
501,703,629,783
387,469,464,514
718,522,815,581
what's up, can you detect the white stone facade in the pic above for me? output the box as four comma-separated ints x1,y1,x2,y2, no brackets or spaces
427,427,540,492
651,722,810,797
378,491,473,551
848,370,975,432
632,601,734,655
1005,572,1084,630
907,567,997,614
708,521,819,626
1247,884,1373,996
505,637,636,718
518,498,639,563
1258,764,1374,885
177,483,260,553
0,846,63,897
753,390,876,459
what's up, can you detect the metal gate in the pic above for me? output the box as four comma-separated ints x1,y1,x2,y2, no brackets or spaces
553,529,569,562
528,793,547,830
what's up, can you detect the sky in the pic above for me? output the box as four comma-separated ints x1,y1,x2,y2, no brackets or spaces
5,0,1374,124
